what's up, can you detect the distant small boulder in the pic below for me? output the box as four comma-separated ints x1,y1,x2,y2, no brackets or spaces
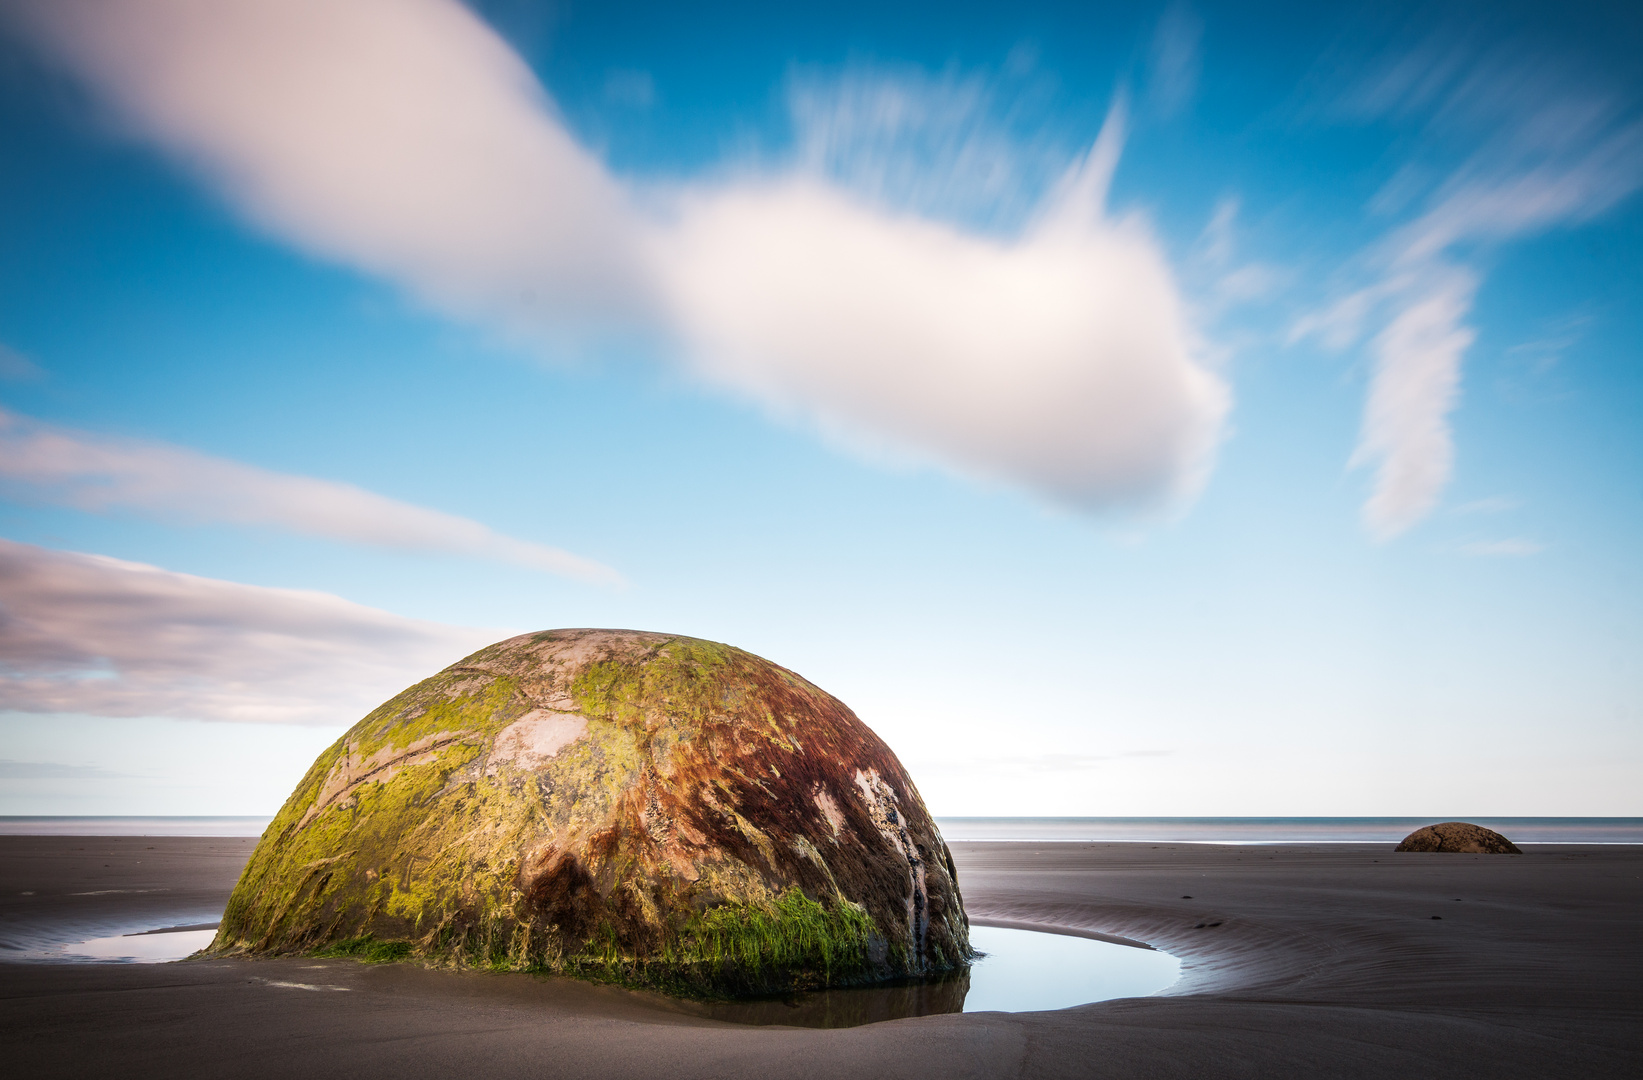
1395,822,1521,854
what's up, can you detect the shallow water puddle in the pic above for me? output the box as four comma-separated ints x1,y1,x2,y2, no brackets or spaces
63,927,217,963
961,925,1180,1012
51,922,1179,1025
702,924,1180,1028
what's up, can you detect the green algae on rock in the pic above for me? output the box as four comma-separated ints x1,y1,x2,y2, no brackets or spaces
210,629,970,994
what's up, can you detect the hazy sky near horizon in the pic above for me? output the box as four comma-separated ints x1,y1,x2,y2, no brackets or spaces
0,0,1639,816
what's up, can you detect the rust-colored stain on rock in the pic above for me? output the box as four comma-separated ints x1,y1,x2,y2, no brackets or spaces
213,629,970,994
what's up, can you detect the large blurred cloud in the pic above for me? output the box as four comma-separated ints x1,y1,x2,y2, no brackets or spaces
5,0,646,332
652,122,1226,507
0,538,499,724
4,0,1227,514
0,408,620,583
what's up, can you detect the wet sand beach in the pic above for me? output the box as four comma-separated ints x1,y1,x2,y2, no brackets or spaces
2,836,1638,1078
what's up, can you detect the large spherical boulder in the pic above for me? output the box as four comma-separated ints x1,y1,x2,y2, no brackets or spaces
1395,822,1521,854
212,630,969,994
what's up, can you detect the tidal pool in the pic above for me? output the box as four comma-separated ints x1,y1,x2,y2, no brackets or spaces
700,924,1181,1028
53,921,1181,1028
63,926,217,963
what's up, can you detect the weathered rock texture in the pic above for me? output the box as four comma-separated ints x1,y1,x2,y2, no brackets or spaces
211,630,969,994
1395,822,1522,854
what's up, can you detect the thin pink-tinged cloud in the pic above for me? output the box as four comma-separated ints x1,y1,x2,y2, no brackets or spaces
0,408,620,583
0,538,501,724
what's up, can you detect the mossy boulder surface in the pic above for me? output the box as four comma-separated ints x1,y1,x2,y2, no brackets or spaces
212,629,969,994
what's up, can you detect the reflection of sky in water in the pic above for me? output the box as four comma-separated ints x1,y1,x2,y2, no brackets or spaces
700,924,1180,1027
63,928,216,963
963,925,1178,1013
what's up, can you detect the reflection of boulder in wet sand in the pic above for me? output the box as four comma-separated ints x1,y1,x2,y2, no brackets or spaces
703,968,971,1028
1395,822,1522,854
212,629,969,995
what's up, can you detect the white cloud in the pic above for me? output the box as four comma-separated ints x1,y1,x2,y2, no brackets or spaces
6,0,1227,517
650,110,1229,511
1350,269,1474,539
0,408,620,583
0,538,501,723
1297,41,1643,538
6,0,651,337
1391,115,1643,264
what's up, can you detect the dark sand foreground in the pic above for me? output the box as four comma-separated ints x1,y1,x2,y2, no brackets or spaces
2,836,1639,1078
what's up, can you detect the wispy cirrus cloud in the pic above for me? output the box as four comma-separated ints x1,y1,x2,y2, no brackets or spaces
0,538,501,724
0,408,620,583
784,62,1073,231
0,343,44,382
916,748,1174,774
0,759,134,779
1295,36,1643,538
1459,538,1544,557
4,0,1228,517
1145,3,1202,120
1349,268,1475,538
1452,495,1521,516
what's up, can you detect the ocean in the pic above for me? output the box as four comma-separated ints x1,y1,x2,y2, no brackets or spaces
934,817,1643,844
3,815,1641,843
0,816,274,836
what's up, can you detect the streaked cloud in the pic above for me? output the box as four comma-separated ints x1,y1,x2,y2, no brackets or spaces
784,62,1072,230
1146,4,1202,119
0,343,43,382
1296,37,1643,538
603,69,655,110
5,0,1228,517
0,538,500,724
1452,495,1521,515
0,408,620,583
0,759,133,779
1350,269,1474,538
5,0,650,339
917,749,1174,774
1460,538,1545,557
1193,198,1284,309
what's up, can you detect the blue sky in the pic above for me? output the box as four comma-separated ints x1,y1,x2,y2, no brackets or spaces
0,0,1639,816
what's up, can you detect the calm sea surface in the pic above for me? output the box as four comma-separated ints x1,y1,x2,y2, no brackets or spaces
936,817,1643,844
3,815,1641,842
0,816,273,836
